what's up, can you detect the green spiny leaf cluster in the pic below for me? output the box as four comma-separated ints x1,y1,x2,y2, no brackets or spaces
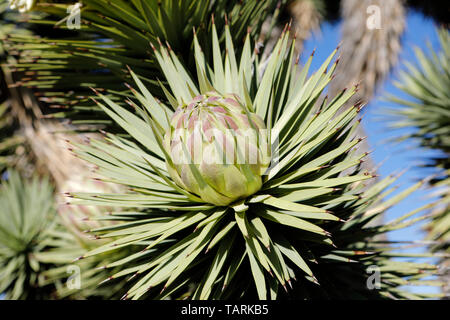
3,0,283,129
0,169,140,299
1,0,447,301
0,170,59,299
66,23,446,300
384,28,449,293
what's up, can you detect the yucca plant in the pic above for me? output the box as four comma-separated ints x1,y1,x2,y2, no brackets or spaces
0,3,151,299
0,1,33,175
3,0,284,129
5,0,449,128
384,28,450,296
0,170,63,299
40,177,135,299
63,22,446,300
328,0,405,105
0,102,27,173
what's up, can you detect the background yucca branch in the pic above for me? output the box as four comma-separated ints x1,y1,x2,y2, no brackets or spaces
1,0,448,301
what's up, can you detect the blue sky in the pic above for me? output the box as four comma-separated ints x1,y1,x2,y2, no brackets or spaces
302,10,444,295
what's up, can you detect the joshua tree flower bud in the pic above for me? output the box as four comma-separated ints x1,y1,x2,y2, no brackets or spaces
164,92,271,206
